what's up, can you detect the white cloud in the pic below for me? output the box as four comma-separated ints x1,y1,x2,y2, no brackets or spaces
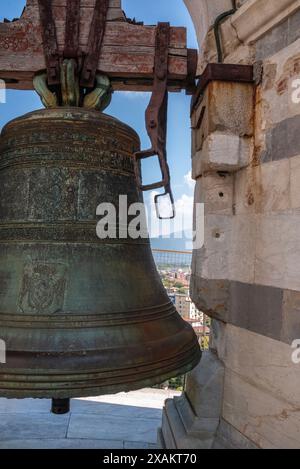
184,170,195,190
146,191,194,239
120,91,150,100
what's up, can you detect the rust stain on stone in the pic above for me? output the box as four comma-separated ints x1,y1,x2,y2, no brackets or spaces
262,63,277,92
245,86,263,213
275,53,300,95
252,85,264,166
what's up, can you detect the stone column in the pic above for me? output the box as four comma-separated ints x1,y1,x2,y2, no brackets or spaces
160,0,300,449
158,351,224,449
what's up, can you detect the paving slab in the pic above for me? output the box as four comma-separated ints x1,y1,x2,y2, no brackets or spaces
71,400,162,420
0,439,123,449
124,441,157,449
67,413,161,444
0,413,70,441
0,389,178,449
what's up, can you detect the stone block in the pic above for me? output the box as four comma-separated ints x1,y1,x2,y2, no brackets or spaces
194,172,234,215
194,214,231,280
281,289,300,345
254,9,300,63
163,399,214,449
255,19,289,61
231,0,300,45
229,80,253,129
227,214,256,283
213,419,259,449
255,212,300,291
159,351,225,449
191,80,254,176
259,43,300,148
263,115,300,162
192,151,203,180
224,325,300,407
192,81,254,143
192,274,300,345
229,281,284,340
209,319,227,362
223,369,300,449
288,8,300,45
259,159,290,212
160,405,179,449
290,155,300,209
190,275,230,323
174,394,219,438
235,159,290,215
191,212,255,284
193,132,253,176
157,428,166,449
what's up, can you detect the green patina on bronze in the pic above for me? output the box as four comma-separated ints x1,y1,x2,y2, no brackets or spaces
33,59,112,111
0,107,201,399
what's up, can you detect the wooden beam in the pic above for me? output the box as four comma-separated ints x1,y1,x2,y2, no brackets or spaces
0,0,194,92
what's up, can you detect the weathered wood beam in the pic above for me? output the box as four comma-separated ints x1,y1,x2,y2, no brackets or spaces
0,0,195,92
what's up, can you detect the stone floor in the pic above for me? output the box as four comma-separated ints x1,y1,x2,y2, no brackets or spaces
0,388,180,449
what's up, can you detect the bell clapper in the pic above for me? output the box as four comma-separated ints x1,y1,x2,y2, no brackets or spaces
51,398,70,415
60,58,80,107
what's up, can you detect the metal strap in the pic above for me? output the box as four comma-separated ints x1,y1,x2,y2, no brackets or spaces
134,22,175,219
38,0,109,89
80,0,109,88
37,0,60,86
64,0,81,59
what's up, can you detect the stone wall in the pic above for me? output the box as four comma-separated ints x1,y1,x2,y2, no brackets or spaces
159,0,300,449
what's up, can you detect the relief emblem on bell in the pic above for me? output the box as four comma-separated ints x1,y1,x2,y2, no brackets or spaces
18,262,67,315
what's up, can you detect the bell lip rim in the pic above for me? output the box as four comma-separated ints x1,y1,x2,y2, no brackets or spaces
0,349,201,400
1,107,141,144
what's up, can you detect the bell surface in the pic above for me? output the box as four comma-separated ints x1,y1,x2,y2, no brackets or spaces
0,108,201,399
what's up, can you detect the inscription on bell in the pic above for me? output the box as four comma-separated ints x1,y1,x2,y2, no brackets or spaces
19,262,67,314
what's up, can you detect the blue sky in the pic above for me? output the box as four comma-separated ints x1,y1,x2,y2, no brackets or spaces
0,1,197,241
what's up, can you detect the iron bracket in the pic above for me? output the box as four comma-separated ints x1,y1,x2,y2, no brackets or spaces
80,0,109,88
38,0,109,91
64,0,81,60
37,0,61,86
134,22,175,220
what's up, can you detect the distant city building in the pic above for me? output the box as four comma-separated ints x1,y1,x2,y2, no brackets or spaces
175,294,190,320
168,293,176,305
174,294,202,322
152,247,209,350
190,303,203,322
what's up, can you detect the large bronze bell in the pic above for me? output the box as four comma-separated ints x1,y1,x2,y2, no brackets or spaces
0,107,201,401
